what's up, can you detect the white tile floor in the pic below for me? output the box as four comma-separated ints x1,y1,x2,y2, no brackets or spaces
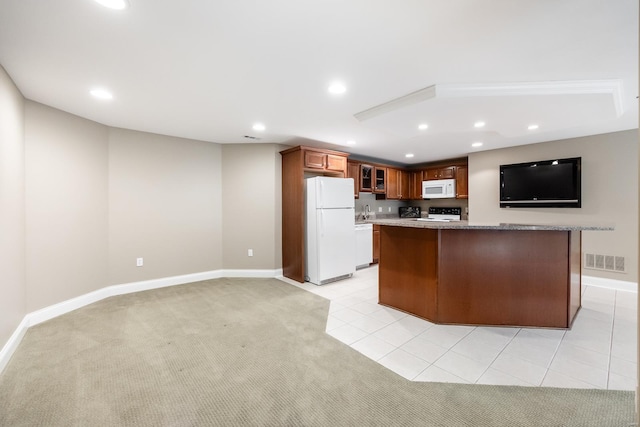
281,265,637,390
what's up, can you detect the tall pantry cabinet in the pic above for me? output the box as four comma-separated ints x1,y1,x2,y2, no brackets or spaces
280,146,349,282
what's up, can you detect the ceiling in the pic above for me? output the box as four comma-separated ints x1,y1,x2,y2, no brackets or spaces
0,0,637,164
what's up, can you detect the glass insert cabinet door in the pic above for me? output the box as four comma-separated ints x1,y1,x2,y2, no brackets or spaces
375,167,386,193
360,164,372,192
359,164,386,193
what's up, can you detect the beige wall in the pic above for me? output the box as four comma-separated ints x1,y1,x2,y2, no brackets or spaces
469,129,638,283
221,144,283,270
22,104,225,312
108,128,223,284
24,101,110,311
0,66,26,345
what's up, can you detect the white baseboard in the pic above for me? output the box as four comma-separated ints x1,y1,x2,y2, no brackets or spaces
221,268,283,278
0,268,283,376
0,317,29,374
2,270,631,375
582,275,637,293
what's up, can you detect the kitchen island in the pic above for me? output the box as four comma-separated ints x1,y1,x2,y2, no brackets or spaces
366,219,613,329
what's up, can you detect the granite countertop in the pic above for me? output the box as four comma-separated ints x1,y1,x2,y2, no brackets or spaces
364,218,614,231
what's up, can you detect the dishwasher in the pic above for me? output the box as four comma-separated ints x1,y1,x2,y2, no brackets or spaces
354,223,373,269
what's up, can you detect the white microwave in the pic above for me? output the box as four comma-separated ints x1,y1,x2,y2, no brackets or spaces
422,179,456,199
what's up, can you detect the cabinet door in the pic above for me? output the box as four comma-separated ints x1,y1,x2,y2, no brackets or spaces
386,168,400,199
399,170,411,199
425,166,456,180
424,168,439,180
372,225,380,263
410,171,424,199
360,164,373,192
326,154,346,172
373,167,386,193
456,165,468,199
304,151,325,169
439,167,455,179
347,161,360,198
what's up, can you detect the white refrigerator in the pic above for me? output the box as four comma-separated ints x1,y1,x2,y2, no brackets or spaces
305,177,356,285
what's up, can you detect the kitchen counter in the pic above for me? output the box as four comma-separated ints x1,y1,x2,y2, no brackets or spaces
373,220,613,329
366,218,613,231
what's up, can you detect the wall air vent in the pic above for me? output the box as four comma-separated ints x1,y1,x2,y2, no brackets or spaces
244,135,261,140
584,253,626,273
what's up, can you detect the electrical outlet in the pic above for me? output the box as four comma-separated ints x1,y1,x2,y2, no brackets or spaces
388,207,392,212
136,257,143,267
378,207,382,212
248,249,253,257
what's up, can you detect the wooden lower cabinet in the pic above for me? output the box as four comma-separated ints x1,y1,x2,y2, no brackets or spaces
372,225,380,263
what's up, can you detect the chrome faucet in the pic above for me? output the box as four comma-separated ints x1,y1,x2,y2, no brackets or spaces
363,204,370,220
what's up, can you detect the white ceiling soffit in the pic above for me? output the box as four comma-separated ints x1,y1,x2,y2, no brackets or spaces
353,80,625,143
354,80,624,122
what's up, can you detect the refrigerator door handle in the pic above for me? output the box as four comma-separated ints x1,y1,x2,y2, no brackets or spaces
319,179,324,208
319,209,324,237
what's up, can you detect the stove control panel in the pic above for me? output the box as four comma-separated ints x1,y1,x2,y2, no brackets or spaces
428,207,462,216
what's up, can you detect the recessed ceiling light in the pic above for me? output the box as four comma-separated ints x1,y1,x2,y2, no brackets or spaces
474,121,485,128
418,123,429,130
94,0,129,10
405,153,415,158
252,123,266,132
328,82,347,95
528,124,539,130
471,142,483,148
346,140,356,145
90,88,113,100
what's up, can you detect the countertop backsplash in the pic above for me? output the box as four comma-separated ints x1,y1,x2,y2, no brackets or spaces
355,192,469,221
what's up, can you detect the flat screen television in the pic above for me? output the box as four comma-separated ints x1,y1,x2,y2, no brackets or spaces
500,157,581,208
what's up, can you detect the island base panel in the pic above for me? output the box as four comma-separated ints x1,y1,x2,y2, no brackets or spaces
438,229,576,328
377,226,581,328
379,227,438,320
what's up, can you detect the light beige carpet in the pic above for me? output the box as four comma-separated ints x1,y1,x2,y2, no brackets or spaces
0,277,634,426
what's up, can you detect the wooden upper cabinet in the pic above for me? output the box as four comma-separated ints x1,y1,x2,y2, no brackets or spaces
360,164,373,192
342,156,467,200
399,170,410,199
303,149,348,176
373,167,386,194
304,150,325,169
360,164,386,193
326,154,347,172
410,170,424,200
425,166,456,180
387,168,399,199
387,168,411,200
455,165,468,199
347,161,360,198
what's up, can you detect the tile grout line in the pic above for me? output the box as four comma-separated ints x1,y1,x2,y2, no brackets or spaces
470,328,523,385
411,326,477,382
537,328,567,387
320,274,633,390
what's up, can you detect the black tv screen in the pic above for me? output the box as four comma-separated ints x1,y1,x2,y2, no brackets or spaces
500,157,581,208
